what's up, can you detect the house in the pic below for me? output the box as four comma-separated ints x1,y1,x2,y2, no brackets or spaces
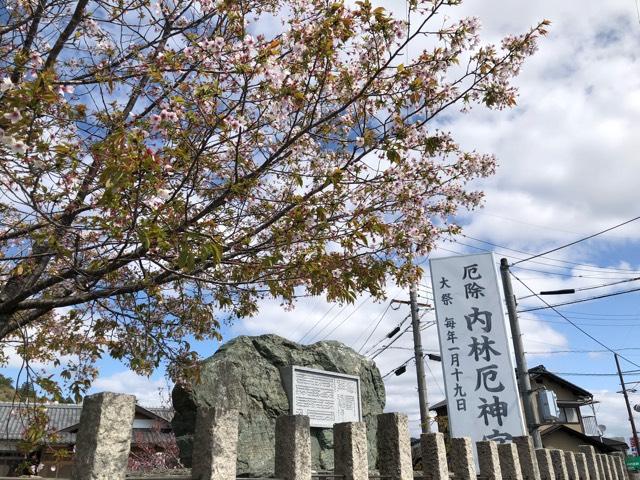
429,364,627,455
0,401,174,477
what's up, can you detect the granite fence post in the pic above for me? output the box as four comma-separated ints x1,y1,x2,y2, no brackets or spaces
550,449,570,480
275,415,312,480
498,443,524,480
579,445,601,480
575,452,591,480
449,437,475,480
514,436,541,480
477,440,502,480
421,432,449,480
71,392,136,480
377,413,412,480
535,449,555,480
596,454,608,480
191,407,239,480
603,454,614,480
612,453,629,480
334,422,368,480
606,455,619,480
565,451,579,480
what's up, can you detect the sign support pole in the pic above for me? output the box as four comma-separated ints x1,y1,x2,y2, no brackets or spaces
499,258,542,448
614,353,640,454
410,281,431,433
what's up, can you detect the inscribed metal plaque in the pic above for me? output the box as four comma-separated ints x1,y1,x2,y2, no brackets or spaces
430,253,526,444
285,366,362,428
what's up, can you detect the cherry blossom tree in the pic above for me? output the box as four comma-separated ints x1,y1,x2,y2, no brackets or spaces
0,0,548,396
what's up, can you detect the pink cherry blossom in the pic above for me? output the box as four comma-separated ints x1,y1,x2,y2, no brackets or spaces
3,108,21,124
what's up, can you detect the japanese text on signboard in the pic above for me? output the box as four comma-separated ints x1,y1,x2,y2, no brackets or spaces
430,253,526,444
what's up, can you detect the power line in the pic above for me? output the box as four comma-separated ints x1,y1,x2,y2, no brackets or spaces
382,357,413,379
462,234,640,274
357,302,393,353
511,215,640,266
550,370,640,377
298,303,337,343
319,295,373,341
510,272,640,370
518,275,640,301
526,348,640,355
517,285,640,313
363,314,411,356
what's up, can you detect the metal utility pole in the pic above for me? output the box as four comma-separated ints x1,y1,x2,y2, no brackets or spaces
499,258,542,448
410,281,431,433
615,353,640,453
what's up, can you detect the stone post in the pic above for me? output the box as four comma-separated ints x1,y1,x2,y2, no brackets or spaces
477,440,502,480
334,422,368,480
550,449,570,480
565,451,579,480
421,432,449,480
449,437,475,480
579,445,601,480
535,449,555,480
71,392,136,480
596,454,608,480
191,407,239,480
514,436,541,480
377,413,412,480
498,443,524,480
575,452,591,480
602,454,614,480
612,453,629,480
606,455,619,480
275,415,311,480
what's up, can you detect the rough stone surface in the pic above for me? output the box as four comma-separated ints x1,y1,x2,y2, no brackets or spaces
477,441,502,480
71,392,136,480
575,452,591,480
600,454,613,480
513,436,541,480
565,451,579,480
550,449,569,480
449,437,475,480
498,443,524,480
275,415,311,480
377,413,412,480
597,454,608,480
334,422,368,480
613,453,629,480
421,433,449,480
607,455,618,480
535,449,555,480
171,334,385,476
191,407,239,480
579,445,601,480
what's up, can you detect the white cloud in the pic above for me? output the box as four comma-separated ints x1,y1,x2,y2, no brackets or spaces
91,371,171,407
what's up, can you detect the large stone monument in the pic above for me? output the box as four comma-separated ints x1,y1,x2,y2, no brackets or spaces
171,334,385,477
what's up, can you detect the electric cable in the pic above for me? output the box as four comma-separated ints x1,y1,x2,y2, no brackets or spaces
510,215,640,266
517,276,640,301
510,271,640,370
298,303,337,343
517,285,640,313
357,302,393,353
319,295,373,341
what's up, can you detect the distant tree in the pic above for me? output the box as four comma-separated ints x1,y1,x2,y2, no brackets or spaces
0,373,13,389
17,381,37,399
0,0,548,394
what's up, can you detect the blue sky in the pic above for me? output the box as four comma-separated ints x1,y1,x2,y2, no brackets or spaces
2,0,639,443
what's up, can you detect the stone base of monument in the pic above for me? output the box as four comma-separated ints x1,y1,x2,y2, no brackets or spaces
171,334,385,477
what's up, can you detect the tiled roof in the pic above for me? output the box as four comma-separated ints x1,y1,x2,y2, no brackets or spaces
0,402,175,448
0,402,82,442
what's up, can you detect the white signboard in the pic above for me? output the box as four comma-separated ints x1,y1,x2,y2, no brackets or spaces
430,253,526,444
283,366,362,428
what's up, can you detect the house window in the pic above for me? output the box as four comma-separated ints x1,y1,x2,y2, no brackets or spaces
558,407,579,423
